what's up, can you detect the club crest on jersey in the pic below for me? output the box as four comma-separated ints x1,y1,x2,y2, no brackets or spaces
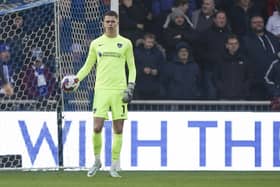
117,43,123,48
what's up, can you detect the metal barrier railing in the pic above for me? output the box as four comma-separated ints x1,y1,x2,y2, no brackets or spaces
0,99,58,111
129,100,272,112
0,99,272,112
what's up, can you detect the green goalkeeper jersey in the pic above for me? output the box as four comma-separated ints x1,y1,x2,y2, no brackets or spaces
76,34,136,90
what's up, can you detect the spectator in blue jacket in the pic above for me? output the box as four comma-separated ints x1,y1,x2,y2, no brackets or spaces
134,33,165,99
161,42,201,100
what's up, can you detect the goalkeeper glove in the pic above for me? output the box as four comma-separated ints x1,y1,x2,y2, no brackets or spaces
122,82,135,103
61,75,80,93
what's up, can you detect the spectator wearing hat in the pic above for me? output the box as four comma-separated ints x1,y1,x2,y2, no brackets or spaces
163,1,194,29
162,6,197,60
153,0,192,45
161,42,201,100
22,47,56,99
0,44,14,96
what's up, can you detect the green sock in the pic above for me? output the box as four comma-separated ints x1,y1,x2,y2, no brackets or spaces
93,132,102,157
112,133,123,161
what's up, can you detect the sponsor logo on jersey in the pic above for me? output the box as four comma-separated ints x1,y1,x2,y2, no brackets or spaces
102,52,121,58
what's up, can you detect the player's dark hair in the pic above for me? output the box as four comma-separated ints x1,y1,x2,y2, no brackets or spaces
103,10,119,19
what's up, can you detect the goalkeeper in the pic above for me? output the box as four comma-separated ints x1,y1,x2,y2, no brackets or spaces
73,10,136,178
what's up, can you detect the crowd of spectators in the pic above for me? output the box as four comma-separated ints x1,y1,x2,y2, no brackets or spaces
0,2,57,104
1,0,280,105
120,0,280,101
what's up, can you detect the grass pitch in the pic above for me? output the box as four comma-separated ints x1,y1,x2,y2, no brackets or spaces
0,171,279,187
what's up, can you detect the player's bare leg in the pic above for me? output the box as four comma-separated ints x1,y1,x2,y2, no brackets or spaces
87,117,104,177
110,119,124,178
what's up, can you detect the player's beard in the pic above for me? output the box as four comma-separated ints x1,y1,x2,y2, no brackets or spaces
254,28,264,35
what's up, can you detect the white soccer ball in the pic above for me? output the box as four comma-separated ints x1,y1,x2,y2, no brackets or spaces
61,75,79,93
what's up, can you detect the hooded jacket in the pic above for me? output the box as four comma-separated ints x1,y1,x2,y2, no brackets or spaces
161,42,201,99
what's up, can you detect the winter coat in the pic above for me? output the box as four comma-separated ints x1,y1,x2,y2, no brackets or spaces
215,50,253,99
228,3,262,37
264,58,280,97
119,2,148,44
243,31,280,83
134,44,165,99
192,9,215,32
163,21,198,59
197,24,231,71
161,59,201,100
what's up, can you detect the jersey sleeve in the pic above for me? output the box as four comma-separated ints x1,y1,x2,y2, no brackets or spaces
126,40,136,83
76,41,97,81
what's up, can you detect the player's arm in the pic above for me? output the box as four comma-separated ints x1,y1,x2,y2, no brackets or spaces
61,42,96,93
122,40,136,103
126,40,136,84
76,41,97,81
